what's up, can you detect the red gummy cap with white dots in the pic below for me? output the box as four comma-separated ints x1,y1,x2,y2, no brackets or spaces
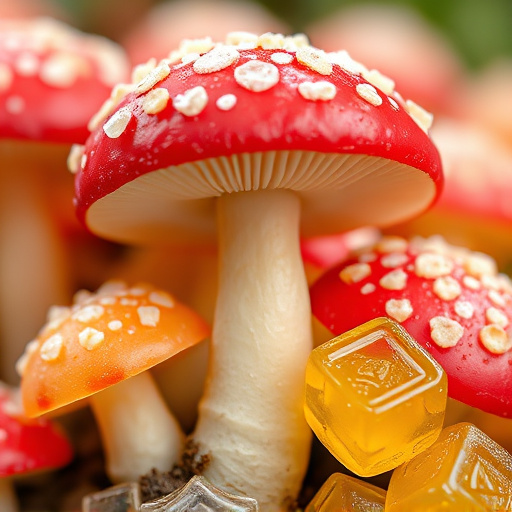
310,235,512,418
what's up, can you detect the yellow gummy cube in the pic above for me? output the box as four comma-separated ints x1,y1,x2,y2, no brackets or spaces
304,317,447,476
305,473,386,512
386,422,512,511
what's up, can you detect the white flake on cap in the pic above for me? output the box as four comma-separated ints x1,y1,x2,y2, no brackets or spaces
142,87,170,115
381,253,408,268
78,327,105,350
173,86,208,117
362,69,395,96
72,305,105,323
67,144,85,174
296,47,332,75
486,307,509,328
234,60,280,92
356,83,382,106
193,46,240,74
463,275,481,290
149,291,175,308
40,334,64,361
415,253,454,279
138,306,160,327
216,93,237,111
271,52,293,65
405,99,433,133
360,283,376,295
464,253,497,279
385,299,413,323
327,50,367,76
376,237,408,253
225,32,259,47
454,300,474,319
298,81,336,101
488,290,506,308
15,52,39,76
135,62,170,95
339,263,371,284
0,62,13,92
103,107,132,138
430,316,464,348
108,320,123,331
479,324,512,354
39,53,88,88
379,269,407,290
433,276,461,301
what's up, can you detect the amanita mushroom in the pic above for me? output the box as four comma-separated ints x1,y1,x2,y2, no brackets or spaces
0,17,129,383
71,33,442,509
310,235,512,418
18,280,210,483
0,383,73,512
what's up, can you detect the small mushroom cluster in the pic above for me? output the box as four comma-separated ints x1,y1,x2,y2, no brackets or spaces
310,235,512,418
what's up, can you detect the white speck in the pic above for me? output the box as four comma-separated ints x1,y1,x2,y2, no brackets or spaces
358,252,377,263
216,93,237,111
464,253,497,279
360,283,376,295
0,63,13,92
15,52,39,76
67,144,85,174
385,299,413,323
72,305,105,322
488,290,506,308
138,306,160,327
463,275,481,290
135,63,170,94
271,52,293,65
78,327,105,350
120,298,138,306
193,46,240,74
234,60,279,92
376,237,408,253
379,269,407,290
103,107,132,138
433,276,461,301
430,316,464,348
479,324,512,354
173,86,208,117
6,95,25,114
298,81,336,101
40,334,64,361
181,53,200,64
327,50,367,75
388,97,399,110
99,297,117,306
356,83,382,106
486,307,509,328
415,253,453,279
339,263,371,284
405,99,433,133
362,69,395,95
454,300,474,319
149,291,175,308
381,253,409,268
142,87,170,115
39,53,86,88
108,320,123,331
296,47,332,75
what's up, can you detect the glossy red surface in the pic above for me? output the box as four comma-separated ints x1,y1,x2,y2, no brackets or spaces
75,48,442,226
0,388,73,476
310,240,512,418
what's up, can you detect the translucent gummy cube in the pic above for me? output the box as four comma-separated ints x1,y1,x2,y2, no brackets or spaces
386,422,512,511
304,317,447,477
82,482,141,512
140,475,259,512
305,473,386,512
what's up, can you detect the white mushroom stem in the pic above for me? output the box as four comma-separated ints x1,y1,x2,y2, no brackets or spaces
89,371,184,483
193,189,313,511
0,478,18,512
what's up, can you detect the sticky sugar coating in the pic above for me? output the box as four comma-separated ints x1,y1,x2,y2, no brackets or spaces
304,317,447,477
310,235,512,418
386,423,512,511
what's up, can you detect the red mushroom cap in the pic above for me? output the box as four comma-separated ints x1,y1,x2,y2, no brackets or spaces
72,33,442,245
0,384,73,476
310,235,512,418
0,17,129,143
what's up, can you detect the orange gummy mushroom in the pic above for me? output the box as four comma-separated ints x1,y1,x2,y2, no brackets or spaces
18,280,210,483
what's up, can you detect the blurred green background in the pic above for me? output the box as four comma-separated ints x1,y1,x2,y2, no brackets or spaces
52,0,512,70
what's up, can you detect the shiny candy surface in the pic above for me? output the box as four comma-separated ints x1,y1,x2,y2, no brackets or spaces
305,473,385,512
304,317,447,477
386,422,512,511
140,475,259,512
82,482,141,512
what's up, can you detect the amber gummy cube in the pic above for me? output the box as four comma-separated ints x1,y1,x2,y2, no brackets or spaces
304,317,447,477
305,472,386,512
386,422,512,511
